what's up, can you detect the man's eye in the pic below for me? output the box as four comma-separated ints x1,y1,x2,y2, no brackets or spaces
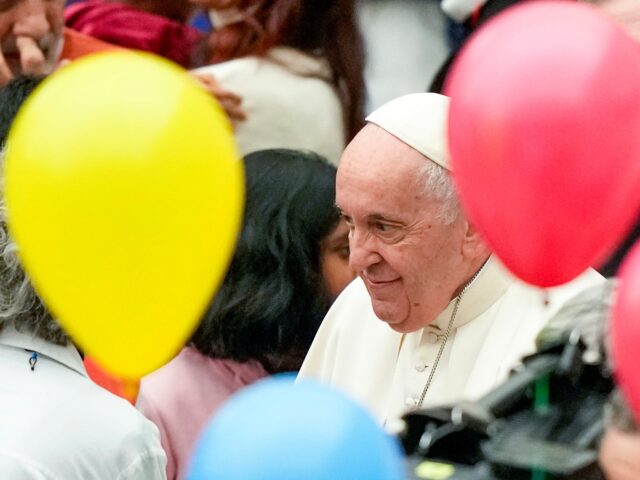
375,222,392,233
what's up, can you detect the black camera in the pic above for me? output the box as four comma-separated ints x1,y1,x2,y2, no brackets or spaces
401,283,614,480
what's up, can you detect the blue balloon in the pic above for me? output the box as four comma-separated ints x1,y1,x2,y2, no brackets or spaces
187,378,405,480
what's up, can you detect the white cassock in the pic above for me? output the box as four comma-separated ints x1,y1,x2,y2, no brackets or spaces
298,256,604,426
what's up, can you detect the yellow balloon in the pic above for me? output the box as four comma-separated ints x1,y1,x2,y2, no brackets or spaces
4,51,244,379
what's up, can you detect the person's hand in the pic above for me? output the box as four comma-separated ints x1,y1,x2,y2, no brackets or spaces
16,37,47,75
0,36,51,86
599,427,640,480
0,49,14,86
190,72,247,122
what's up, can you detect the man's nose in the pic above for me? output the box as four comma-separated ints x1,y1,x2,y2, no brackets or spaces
13,0,51,40
348,229,382,274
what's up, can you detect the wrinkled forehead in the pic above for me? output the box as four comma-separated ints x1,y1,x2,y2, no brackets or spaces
336,125,435,215
338,124,429,186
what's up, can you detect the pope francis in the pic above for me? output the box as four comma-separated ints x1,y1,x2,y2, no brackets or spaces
298,92,604,426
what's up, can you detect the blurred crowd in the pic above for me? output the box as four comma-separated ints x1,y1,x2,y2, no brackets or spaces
0,0,639,479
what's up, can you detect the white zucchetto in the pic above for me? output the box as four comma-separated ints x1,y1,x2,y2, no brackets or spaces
366,93,451,171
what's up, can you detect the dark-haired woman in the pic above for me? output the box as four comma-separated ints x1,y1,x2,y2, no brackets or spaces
137,149,354,480
192,0,366,165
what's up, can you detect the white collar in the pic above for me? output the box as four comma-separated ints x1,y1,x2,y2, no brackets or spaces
430,255,514,332
0,325,87,377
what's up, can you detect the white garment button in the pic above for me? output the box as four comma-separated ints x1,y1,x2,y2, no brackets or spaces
415,362,428,372
426,332,440,344
405,397,418,408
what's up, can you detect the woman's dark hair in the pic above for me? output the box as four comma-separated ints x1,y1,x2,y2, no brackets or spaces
198,0,366,142
190,149,341,372
599,217,640,277
430,0,529,94
118,0,196,23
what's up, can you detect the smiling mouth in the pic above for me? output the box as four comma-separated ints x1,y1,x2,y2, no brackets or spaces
363,277,400,290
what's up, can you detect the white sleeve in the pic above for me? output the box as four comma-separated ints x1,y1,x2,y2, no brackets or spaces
116,448,167,480
0,453,52,480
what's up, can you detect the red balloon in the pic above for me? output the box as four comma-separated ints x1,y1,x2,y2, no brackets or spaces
611,241,640,423
446,1,640,287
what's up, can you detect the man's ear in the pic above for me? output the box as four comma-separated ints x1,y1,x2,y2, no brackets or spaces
460,218,491,259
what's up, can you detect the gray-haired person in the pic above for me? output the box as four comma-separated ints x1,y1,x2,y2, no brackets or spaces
0,76,167,479
298,92,605,427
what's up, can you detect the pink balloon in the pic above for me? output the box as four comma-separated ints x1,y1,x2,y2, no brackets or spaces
611,241,640,423
446,1,640,287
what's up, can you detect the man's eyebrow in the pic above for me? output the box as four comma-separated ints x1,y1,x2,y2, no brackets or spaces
367,213,404,224
334,208,404,224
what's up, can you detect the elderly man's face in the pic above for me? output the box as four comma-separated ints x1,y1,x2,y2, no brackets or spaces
337,125,472,333
0,0,65,84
